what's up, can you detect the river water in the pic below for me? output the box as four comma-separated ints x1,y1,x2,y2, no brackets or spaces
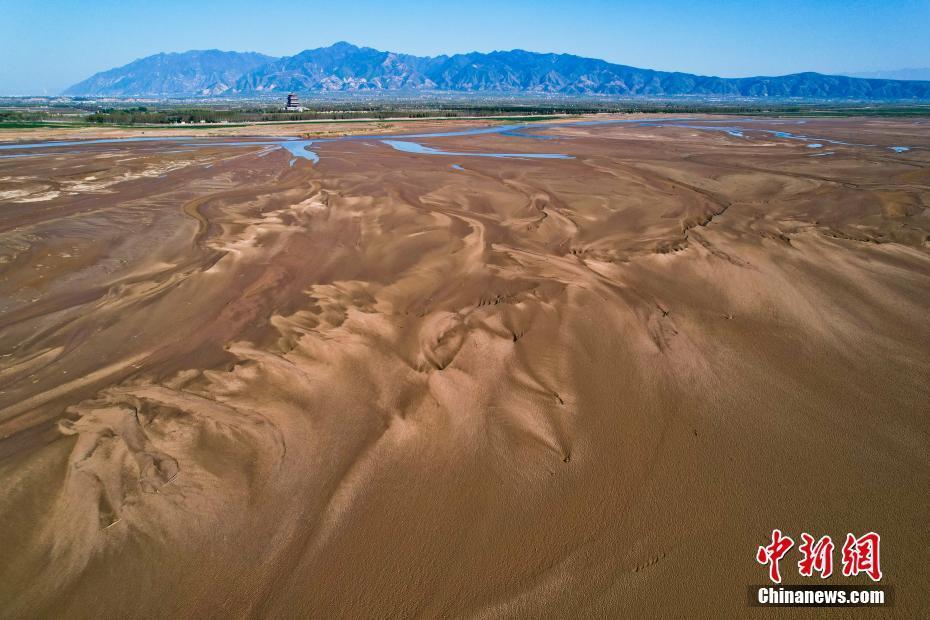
0,118,914,164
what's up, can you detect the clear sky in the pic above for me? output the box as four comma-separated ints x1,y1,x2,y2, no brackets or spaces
1,0,929,95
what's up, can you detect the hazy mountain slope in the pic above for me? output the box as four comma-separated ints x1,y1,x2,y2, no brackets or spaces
63,50,278,96
847,68,930,81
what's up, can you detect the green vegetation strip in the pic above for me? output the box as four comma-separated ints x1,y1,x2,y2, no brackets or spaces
2,101,929,132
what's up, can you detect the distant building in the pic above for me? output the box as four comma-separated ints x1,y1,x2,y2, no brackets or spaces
284,93,304,112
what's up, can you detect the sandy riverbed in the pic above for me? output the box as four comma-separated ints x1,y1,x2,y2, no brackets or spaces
0,116,928,617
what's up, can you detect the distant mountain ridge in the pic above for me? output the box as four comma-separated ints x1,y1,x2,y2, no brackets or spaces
64,50,278,97
65,42,930,100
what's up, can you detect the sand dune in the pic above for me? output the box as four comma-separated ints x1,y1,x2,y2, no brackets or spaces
1,118,928,617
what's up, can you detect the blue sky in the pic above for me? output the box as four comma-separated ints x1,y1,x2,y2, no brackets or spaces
1,0,928,95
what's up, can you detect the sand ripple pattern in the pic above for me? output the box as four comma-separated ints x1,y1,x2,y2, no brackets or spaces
1,118,929,617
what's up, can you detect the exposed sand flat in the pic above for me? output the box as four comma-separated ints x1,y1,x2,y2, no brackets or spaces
0,118,928,617
0,116,584,142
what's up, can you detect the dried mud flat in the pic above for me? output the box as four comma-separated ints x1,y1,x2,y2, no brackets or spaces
1,118,928,617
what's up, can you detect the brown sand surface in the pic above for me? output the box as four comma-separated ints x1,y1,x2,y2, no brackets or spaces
0,113,682,143
0,116,587,142
0,117,928,617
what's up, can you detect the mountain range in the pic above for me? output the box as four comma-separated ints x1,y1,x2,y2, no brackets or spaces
64,50,277,97
63,42,930,100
